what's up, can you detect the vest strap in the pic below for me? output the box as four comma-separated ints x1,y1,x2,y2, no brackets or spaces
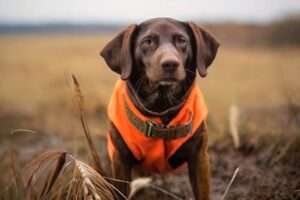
125,101,193,140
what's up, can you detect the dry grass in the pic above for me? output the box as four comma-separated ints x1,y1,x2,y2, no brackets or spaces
0,34,299,138
0,33,299,129
22,150,116,200
0,33,300,199
3,76,118,200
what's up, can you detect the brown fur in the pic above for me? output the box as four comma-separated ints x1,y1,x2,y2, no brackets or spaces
101,17,219,200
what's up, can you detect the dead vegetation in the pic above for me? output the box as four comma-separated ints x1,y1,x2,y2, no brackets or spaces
0,34,300,199
2,76,117,200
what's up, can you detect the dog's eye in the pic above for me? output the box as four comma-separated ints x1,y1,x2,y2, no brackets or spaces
175,35,187,45
140,36,157,53
178,36,186,43
142,37,154,46
174,35,188,51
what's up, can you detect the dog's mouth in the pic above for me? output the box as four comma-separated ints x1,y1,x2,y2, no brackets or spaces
146,73,181,88
159,78,178,86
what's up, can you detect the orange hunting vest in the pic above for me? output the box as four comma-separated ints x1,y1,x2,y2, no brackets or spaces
107,80,208,173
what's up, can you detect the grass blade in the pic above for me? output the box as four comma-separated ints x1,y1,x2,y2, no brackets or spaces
221,167,240,200
72,74,105,175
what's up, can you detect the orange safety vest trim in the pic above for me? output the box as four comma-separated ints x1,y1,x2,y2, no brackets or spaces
107,80,208,173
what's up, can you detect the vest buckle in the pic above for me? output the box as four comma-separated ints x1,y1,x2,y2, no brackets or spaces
145,121,154,137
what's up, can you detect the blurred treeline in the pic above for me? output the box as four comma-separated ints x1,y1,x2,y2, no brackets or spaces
206,14,300,47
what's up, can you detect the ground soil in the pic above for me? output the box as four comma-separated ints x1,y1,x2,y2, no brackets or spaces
1,120,299,200
96,136,300,200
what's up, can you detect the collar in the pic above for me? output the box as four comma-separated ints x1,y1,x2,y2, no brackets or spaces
126,81,194,117
124,98,193,139
124,81,196,139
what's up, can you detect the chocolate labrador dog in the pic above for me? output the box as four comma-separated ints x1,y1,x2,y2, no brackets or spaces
101,18,219,200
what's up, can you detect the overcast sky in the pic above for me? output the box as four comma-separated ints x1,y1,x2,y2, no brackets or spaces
0,0,300,24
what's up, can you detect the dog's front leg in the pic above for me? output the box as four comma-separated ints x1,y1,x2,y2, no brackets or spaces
111,149,132,199
188,128,211,200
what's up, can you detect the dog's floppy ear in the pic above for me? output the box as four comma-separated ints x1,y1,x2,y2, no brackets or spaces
100,24,137,80
187,22,219,77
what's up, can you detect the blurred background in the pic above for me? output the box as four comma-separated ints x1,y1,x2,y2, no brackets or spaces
0,0,300,199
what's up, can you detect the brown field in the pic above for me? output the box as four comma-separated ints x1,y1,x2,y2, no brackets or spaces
0,34,300,199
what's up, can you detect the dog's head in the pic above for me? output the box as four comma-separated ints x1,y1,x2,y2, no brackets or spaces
100,17,219,86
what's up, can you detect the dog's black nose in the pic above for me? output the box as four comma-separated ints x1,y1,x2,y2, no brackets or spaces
161,59,179,73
